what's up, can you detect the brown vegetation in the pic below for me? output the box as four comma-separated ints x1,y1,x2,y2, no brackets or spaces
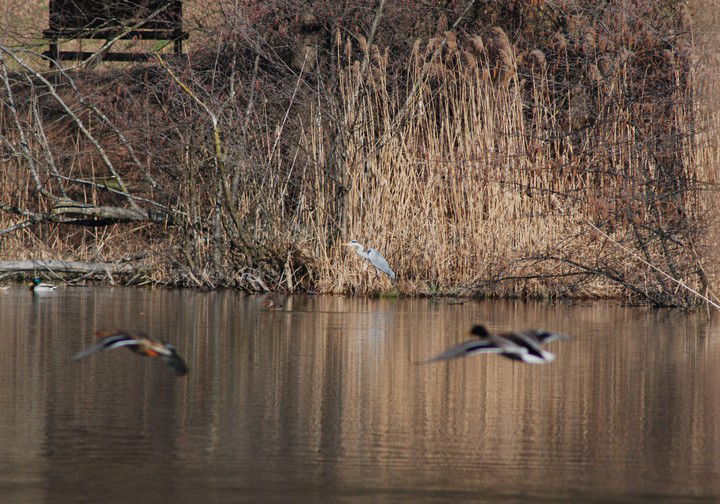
0,1,718,306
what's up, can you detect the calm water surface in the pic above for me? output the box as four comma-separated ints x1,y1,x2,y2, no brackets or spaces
0,287,719,503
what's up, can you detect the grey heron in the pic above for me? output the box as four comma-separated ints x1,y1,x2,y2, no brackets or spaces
427,324,570,364
345,240,396,281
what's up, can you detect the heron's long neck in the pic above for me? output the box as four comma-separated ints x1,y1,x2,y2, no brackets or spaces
353,244,369,258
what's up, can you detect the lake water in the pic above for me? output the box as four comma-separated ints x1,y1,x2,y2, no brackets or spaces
0,287,719,503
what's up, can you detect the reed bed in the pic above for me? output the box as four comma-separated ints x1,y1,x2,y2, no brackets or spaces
305,29,705,302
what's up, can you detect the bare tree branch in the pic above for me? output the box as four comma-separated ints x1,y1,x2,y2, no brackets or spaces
0,43,139,210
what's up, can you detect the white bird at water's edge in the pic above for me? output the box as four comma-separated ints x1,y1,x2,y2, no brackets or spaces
345,240,396,281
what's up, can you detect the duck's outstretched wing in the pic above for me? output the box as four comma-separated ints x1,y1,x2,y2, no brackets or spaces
72,332,141,361
426,339,504,362
525,329,571,345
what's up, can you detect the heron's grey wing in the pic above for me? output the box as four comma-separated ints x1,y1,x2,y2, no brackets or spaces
72,335,140,361
426,339,503,362
367,249,396,280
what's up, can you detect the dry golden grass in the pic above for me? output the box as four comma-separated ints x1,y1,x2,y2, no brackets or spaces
276,30,703,300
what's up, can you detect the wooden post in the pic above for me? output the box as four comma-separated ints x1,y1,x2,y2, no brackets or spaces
48,40,58,68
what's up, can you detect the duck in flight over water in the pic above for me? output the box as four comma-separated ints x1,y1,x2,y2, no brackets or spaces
345,240,396,281
427,324,570,364
73,329,188,376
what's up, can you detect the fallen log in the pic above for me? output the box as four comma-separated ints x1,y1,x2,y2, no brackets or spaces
50,201,173,225
0,201,172,234
0,259,137,274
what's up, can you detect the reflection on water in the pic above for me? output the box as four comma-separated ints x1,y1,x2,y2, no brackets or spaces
1,288,719,502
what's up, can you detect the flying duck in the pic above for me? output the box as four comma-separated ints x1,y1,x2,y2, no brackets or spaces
427,324,570,364
73,329,188,376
